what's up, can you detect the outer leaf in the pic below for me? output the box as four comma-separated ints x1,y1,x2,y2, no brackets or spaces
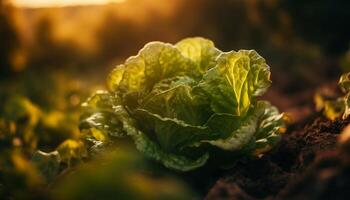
343,93,350,119
318,72,350,120
112,105,210,171
254,101,284,154
194,50,271,116
140,79,208,126
204,113,242,140
175,37,221,74
206,112,259,151
81,90,121,113
134,109,211,152
57,139,87,165
324,98,345,120
207,101,283,152
339,72,350,93
80,112,125,138
141,42,194,84
132,132,209,171
80,90,125,138
340,73,350,119
117,42,196,100
106,65,125,92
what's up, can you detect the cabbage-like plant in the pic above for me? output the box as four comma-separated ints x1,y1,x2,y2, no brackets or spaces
80,37,285,171
315,72,350,120
338,72,350,119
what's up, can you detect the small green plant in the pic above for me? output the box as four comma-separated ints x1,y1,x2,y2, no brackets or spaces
315,72,350,120
80,37,285,171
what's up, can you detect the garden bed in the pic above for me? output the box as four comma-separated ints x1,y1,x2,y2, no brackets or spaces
205,116,350,199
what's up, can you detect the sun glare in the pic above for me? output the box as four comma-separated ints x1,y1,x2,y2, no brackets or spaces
12,0,125,8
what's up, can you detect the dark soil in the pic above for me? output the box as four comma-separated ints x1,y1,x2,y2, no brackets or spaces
205,116,350,200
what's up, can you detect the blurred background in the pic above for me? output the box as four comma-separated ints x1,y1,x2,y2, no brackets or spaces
2,0,350,113
1,0,350,115
1,0,350,198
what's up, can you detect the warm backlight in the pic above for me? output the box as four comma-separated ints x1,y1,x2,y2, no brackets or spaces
12,0,125,8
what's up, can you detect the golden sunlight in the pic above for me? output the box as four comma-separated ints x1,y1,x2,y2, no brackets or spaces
12,0,125,8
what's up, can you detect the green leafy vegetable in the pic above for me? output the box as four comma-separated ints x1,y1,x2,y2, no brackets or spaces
315,72,350,120
340,73,350,119
80,37,285,171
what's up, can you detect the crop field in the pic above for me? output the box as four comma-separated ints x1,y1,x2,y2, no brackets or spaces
1,0,350,199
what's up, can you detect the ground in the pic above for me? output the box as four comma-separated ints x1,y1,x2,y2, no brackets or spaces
205,116,350,199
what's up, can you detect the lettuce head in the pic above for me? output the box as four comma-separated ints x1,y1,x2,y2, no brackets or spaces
80,37,285,171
